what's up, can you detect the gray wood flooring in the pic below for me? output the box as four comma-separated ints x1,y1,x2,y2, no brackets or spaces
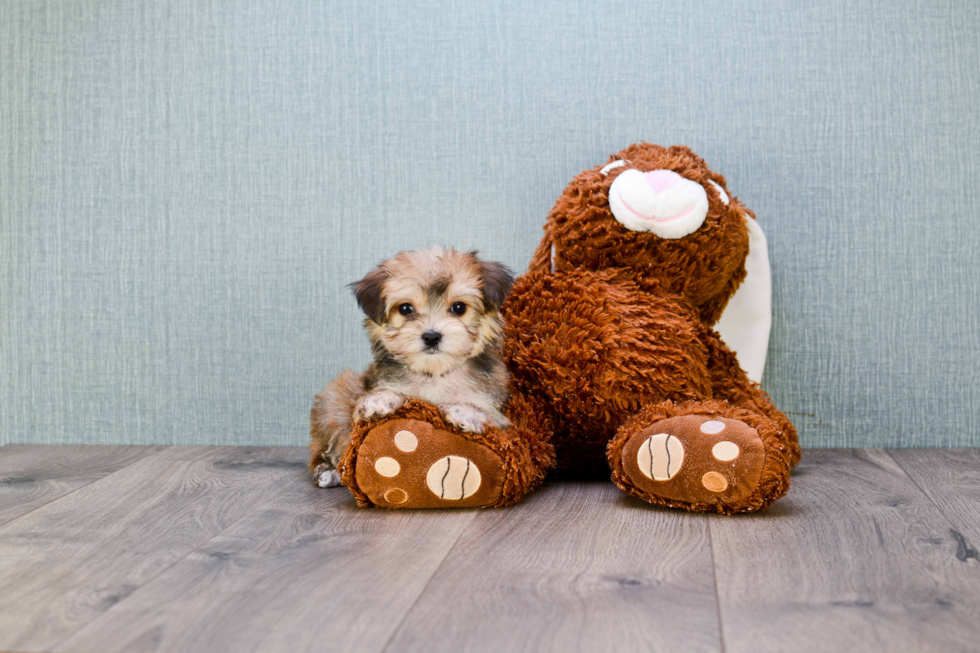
0,446,978,653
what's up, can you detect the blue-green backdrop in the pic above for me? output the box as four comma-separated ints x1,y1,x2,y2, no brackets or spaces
2,0,978,447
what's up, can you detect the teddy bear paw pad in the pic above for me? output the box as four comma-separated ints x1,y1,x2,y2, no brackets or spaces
621,415,765,506
354,419,505,509
426,456,482,500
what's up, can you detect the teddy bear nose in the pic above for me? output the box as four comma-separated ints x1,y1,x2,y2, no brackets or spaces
643,169,683,193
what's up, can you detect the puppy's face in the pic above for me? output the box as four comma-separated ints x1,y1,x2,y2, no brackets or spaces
351,248,514,376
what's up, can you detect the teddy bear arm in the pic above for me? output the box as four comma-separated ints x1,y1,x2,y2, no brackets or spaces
504,270,712,427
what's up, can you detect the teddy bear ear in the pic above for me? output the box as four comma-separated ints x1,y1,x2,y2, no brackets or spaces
707,179,729,205
599,159,629,175
714,216,772,383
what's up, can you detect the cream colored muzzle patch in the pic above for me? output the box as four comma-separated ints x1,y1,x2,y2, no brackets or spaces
608,168,709,239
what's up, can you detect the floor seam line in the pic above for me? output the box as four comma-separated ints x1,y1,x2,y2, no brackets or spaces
378,512,479,653
884,449,976,547
46,451,305,652
707,519,727,653
0,446,166,530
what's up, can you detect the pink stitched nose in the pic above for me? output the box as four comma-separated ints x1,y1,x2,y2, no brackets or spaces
644,169,682,193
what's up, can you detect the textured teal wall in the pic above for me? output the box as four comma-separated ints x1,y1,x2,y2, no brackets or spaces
2,1,979,447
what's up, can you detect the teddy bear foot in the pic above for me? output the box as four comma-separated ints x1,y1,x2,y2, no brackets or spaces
614,414,768,512
345,418,507,509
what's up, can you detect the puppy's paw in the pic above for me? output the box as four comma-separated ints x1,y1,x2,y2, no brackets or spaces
313,463,343,488
354,390,405,423
440,404,490,434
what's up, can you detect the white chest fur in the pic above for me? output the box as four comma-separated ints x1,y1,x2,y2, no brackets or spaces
377,366,499,414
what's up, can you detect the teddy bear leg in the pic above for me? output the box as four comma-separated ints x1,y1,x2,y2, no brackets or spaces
607,400,793,514
338,396,556,509
700,327,802,469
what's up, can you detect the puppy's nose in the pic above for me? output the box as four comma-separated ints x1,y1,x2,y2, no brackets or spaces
421,330,442,347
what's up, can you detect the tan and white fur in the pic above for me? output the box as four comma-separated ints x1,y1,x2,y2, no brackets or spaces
310,247,515,488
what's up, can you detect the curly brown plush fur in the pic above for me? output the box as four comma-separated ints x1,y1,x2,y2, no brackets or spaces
339,143,799,513
502,143,799,512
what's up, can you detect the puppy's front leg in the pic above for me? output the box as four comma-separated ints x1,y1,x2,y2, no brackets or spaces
440,404,493,434
312,463,343,488
353,389,406,422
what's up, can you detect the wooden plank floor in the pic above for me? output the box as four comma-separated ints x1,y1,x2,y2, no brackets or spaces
1,446,978,653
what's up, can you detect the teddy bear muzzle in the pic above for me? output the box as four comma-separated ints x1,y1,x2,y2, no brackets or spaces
608,168,709,239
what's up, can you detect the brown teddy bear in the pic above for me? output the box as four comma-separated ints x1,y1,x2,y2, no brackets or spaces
337,143,801,514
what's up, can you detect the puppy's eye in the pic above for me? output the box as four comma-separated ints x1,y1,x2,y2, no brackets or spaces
450,302,467,316
398,303,414,316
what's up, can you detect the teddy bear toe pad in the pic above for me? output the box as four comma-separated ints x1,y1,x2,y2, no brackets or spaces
354,419,504,509
622,416,765,506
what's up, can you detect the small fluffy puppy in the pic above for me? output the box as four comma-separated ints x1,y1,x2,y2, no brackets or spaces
310,247,515,488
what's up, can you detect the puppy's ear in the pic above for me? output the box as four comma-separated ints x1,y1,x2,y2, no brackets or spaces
477,258,515,311
349,266,388,324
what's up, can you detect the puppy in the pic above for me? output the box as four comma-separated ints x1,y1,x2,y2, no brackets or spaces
309,247,515,488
